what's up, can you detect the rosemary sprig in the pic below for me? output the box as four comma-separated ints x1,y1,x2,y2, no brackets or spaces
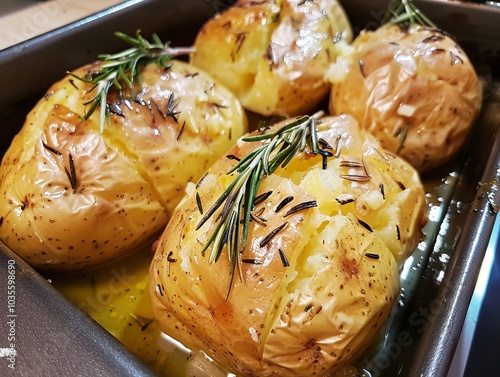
385,0,436,29
69,31,194,132
196,113,322,298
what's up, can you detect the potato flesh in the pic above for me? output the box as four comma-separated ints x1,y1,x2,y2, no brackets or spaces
328,24,482,171
150,115,426,376
191,0,353,116
0,60,247,271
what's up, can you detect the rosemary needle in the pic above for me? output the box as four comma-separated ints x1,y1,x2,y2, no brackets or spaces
69,30,194,133
196,113,323,298
386,0,436,29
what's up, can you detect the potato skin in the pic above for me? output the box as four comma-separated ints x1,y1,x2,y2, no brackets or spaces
191,0,352,116
328,24,482,172
150,115,426,376
0,59,247,271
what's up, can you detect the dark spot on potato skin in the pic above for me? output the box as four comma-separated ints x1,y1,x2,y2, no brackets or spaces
341,257,359,276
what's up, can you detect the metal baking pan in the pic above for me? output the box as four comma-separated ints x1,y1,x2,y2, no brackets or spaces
0,0,499,376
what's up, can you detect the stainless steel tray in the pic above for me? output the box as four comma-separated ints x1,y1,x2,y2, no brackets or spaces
0,0,499,376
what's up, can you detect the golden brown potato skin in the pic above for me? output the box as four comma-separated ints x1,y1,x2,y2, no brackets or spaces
0,60,247,271
329,24,482,172
150,115,426,376
191,0,352,116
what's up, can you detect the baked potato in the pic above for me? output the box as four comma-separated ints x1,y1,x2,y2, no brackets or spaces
190,0,353,116
0,54,247,271
328,22,482,172
150,114,427,376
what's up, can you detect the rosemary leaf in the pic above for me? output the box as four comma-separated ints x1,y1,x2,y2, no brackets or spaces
196,175,239,231
242,164,264,248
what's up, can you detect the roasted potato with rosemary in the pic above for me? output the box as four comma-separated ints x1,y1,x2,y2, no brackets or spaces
190,0,352,116
327,4,482,172
150,114,427,376
0,33,247,271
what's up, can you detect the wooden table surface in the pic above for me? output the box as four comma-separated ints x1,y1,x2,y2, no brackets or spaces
0,0,125,50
